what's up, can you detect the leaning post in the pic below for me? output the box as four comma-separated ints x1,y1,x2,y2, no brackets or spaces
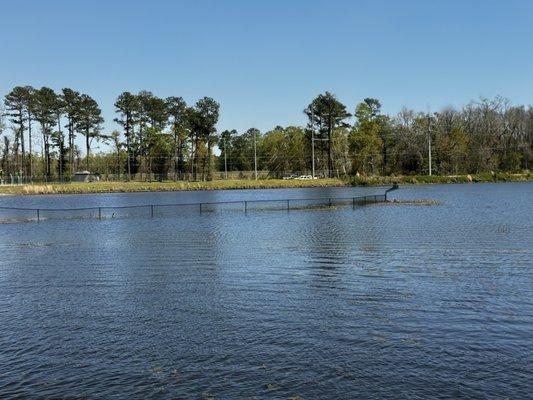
384,183,399,201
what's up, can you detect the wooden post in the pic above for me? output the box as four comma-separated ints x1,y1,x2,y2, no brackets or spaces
151,205,154,218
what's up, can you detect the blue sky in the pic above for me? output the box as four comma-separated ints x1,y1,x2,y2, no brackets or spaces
1,0,533,138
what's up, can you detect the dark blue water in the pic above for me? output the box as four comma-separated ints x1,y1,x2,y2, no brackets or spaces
0,183,532,399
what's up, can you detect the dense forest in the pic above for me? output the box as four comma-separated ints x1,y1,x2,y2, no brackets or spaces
1,86,531,182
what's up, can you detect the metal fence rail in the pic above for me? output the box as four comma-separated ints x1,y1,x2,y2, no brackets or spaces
0,186,398,224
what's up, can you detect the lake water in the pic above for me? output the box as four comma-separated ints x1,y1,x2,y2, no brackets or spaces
0,183,531,399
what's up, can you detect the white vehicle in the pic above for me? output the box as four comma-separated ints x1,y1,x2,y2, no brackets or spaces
283,174,299,180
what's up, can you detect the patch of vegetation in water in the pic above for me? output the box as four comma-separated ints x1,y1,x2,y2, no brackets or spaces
386,199,441,206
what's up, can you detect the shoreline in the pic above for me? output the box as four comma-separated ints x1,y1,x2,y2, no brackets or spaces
0,173,530,196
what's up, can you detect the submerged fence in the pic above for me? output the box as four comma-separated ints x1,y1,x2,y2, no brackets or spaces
0,186,398,224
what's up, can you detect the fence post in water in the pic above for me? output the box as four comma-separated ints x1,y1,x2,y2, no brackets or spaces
384,183,399,202
199,203,202,214
36,209,40,222
98,207,102,220
244,201,248,213
151,205,154,218
329,198,332,207
353,197,355,210
287,199,290,211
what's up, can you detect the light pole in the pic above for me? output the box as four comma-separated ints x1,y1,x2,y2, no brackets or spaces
127,145,131,181
253,130,258,180
224,137,228,180
312,136,329,178
427,112,432,176
311,129,315,179
310,110,315,179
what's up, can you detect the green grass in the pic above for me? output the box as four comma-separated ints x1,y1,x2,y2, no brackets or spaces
0,178,346,195
350,172,532,186
0,172,530,196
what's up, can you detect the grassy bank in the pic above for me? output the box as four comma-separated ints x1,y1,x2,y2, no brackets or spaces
351,172,532,186
0,178,346,195
0,173,530,196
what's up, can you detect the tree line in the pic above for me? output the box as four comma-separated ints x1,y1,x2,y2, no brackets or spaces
1,86,103,180
1,87,531,181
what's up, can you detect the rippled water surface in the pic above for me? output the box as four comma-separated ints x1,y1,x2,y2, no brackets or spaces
1,183,532,399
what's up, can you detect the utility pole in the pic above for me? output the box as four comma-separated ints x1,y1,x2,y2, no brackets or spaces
57,114,62,182
312,135,330,178
28,117,33,183
224,137,228,179
253,130,258,180
427,112,432,176
311,130,316,179
127,146,131,181
310,110,315,179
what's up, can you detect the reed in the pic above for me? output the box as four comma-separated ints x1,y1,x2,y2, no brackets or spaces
0,172,530,196
350,172,531,186
0,178,346,195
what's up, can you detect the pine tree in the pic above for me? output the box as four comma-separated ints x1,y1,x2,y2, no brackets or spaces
33,87,57,179
114,92,138,178
62,88,82,175
166,96,188,177
4,87,28,176
305,92,350,177
75,94,104,171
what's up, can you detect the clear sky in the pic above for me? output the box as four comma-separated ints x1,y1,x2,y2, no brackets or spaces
1,0,532,138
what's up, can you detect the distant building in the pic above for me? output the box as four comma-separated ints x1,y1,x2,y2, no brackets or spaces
73,171,99,182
